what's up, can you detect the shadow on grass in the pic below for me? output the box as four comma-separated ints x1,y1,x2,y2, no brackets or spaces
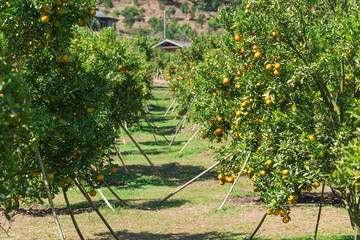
18,198,189,217
104,162,217,188
92,230,243,240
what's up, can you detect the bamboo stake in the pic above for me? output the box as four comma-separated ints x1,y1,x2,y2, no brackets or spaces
74,179,120,240
102,180,128,206
120,127,126,145
159,154,232,204
171,102,178,115
159,69,165,81
192,123,197,131
179,128,200,153
62,188,85,240
164,99,175,116
169,94,197,146
218,151,252,209
249,213,267,240
120,124,163,179
35,143,65,240
314,183,326,240
159,161,220,204
113,145,134,181
98,189,115,212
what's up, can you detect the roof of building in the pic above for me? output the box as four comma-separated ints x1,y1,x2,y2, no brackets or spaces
95,10,119,21
152,39,192,49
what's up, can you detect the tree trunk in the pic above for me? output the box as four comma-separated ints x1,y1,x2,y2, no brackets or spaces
351,215,360,240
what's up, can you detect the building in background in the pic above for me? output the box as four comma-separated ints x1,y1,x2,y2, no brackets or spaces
152,39,192,52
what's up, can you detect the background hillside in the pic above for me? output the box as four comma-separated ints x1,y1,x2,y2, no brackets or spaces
96,0,240,40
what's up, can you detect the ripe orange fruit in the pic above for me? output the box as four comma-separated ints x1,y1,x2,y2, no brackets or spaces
274,70,280,76
235,84,241,89
234,34,242,41
266,160,273,166
236,70,243,77
266,64,273,71
260,170,266,176
89,9,97,17
244,9,249,14
37,43,45,50
280,209,287,215
42,5,51,13
62,55,70,63
307,186,312,192
275,56,282,62
110,167,117,174
218,173,225,180
314,182,320,188
266,208,273,215
283,217,290,223
219,180,225,185
65,176,72,183
89,190,97,197
252,45,260,51
254,52,261,59
282,169,289,175
308,135,314,141
86,107,94,114
265,100,272,105
97,174,104,181
41,15,50,23
274,63,281,70
246,4,250,9
47,173,54,180
272,31,279,38
223,78,230,84
274,209,280,215
253,186,259,192
264,95,271,101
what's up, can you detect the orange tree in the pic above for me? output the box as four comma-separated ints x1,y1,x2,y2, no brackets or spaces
168,0,360,237
0,33,32,217
165,35,221,116
0,0,100,214
0,0,152,219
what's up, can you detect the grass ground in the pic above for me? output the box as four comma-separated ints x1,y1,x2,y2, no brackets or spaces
0,86,355,240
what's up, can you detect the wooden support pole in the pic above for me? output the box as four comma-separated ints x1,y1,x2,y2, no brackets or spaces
113,145,134,181
249,212,267,240
159,154,232,204
62,188,85,240
144,117,159,144
218,151,252,209
192,123,197,131
102,180,128,207
314,183,326,240
98,189,115,212
169,94,197,146
120,124,163,179
35,143,65,240
164,99,175,116
179,128,200,153
74,179,120,240
148,118,170,142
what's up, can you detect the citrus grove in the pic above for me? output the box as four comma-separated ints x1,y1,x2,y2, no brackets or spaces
0,0,153,235
167,0,360,238
1,0,360,239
